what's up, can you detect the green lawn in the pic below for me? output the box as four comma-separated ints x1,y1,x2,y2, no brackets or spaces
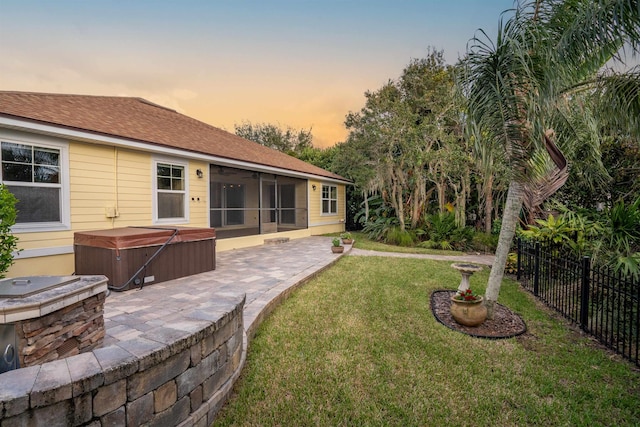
213,255,640,426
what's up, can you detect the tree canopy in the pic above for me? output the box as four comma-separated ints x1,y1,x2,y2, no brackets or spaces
341,49,467,231
234,121,314,157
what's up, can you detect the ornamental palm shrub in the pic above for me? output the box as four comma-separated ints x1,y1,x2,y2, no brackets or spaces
552,203,604,255
599,197,640,278
519,199,640,278
356,195,400,242
419,211,473,250
519,213,576,244
0,184,19,278
424,211,457,242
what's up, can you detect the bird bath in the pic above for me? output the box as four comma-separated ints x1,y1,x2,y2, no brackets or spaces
451,263,482,293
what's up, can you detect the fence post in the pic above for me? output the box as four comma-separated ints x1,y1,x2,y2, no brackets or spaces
516,237,522,281
533,242,540,296
580,256,591,331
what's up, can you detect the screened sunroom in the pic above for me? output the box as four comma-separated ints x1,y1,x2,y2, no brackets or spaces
209,165,308,239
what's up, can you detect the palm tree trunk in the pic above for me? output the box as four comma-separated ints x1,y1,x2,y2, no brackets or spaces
485,180,524,319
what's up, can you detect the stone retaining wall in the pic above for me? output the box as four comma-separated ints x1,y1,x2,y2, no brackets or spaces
0,295,245,426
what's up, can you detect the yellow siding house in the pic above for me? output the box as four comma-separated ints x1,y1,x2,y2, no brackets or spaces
0,92,350,277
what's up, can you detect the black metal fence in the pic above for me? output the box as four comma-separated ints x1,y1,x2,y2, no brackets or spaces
516,238,639,367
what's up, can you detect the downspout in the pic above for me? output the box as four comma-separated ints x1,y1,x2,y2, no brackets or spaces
112,147,120,228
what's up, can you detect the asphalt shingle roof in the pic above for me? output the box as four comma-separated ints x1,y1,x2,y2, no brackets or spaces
0,91,348,182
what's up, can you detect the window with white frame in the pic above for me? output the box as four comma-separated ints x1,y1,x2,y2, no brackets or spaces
321,184,337,215
1,138,69,230
155,161,187,221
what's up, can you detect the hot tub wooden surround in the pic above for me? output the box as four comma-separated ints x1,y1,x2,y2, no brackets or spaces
74,226,216,291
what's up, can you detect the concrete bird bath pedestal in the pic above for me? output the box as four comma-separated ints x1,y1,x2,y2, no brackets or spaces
451,263,482,293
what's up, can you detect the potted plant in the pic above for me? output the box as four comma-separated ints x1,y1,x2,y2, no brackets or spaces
340,232,353,245
331,237,344,253
450,288,487,327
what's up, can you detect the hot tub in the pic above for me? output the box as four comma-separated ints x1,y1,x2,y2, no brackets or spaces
74,226,216,291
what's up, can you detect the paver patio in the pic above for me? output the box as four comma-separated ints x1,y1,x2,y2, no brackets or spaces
103,236,348,349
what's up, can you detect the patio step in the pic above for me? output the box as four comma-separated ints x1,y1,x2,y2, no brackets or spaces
264,237,290,245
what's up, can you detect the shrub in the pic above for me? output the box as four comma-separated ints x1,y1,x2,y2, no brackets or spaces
385,226,414,247
417,211,473,251
504,252,518,275
438,240,453,251
471,232,499,253
491,218,502,235
425,212,457,242
519,199,640,278
451,227,474,251
417,240,438,249
519,214,575,244
357,196,400,242
0,185,19,277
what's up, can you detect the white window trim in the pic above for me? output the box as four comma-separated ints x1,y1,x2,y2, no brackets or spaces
1,130,71,233
152,157,189,224
321,184,338,216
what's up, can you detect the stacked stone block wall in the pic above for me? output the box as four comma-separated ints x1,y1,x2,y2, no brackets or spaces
15,293,106,367
0,296,245,426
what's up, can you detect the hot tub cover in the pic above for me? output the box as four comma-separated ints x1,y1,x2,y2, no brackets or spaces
74,226,216,251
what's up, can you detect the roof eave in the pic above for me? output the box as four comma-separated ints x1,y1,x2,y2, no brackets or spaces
0,114,351,184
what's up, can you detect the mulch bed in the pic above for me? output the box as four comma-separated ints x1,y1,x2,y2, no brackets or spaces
431,290,527,339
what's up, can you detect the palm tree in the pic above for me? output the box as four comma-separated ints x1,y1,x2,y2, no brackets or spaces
459,0,640,318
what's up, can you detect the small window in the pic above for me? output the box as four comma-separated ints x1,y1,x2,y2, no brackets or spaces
1,139,68,229
155,161,187,221
321,184,337,215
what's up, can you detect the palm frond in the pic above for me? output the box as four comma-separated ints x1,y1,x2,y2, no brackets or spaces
522,134,569,222
594,66,640,136
460,0,640,184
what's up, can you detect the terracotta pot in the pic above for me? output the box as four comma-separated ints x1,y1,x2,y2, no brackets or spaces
341,238,353,245
450,296,487,327
331,246,344,253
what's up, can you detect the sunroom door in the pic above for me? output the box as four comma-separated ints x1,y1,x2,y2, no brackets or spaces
260,176,277,234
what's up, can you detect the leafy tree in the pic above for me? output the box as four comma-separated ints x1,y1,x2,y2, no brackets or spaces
342,49,464,232
466,123,510,233
234,121,313,156
556,132,640,208
329,141,375,229
0,184,19,277
296,145,337,171
459,0,640,318
601,137,640,205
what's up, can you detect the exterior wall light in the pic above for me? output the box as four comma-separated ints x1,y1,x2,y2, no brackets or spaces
196,169,204,178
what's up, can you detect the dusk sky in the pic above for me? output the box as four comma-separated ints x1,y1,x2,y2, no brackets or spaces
1,1,515,147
